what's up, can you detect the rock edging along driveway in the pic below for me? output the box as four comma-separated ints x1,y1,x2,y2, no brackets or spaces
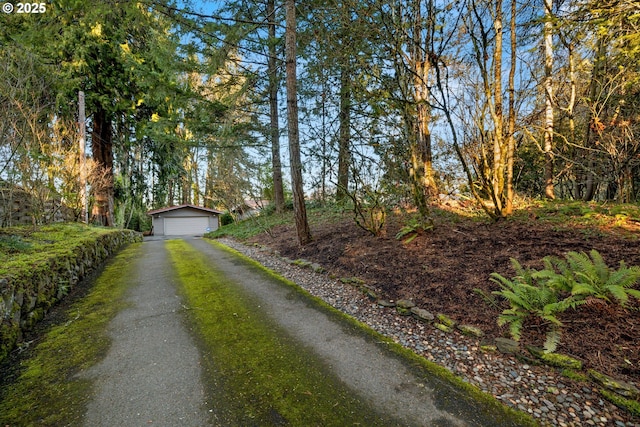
0,229,141,362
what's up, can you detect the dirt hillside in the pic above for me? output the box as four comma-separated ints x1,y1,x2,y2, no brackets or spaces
249,209,640,386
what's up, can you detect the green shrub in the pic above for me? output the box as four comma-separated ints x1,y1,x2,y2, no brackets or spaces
561,250,640,306
491,260,573,352
220,212,234,226
489,250,640,353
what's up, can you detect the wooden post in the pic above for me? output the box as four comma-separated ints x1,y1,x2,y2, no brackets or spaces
79,91,88,223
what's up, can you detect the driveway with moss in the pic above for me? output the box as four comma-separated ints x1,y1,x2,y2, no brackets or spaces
1,237,533,426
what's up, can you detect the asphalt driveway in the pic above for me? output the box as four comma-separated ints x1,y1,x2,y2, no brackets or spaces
81,237,526,426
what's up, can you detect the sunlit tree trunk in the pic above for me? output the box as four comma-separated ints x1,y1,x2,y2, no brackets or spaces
285,0,311,245
543,0,555,199
491,0,505,216
558,36,578,198
409,0,436,222
465,0,515,219
505,0,517,214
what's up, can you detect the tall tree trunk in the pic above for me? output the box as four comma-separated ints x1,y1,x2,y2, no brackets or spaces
336,66,351,202
182,155,191,205
285,0,311,245
583,38,606,201
78,91,88,224
267,0,285,213
204,149,214,209
410,0,436,221
492,0,505,216
543,0,555,199
90,106,114,226
564,41,579,199
191,151,200,206
505,0,517,214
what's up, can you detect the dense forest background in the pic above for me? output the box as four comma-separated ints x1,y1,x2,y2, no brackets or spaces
0,0,638,237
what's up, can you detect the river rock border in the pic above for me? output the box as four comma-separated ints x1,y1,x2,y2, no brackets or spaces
0,229,141,362
220,238,640,427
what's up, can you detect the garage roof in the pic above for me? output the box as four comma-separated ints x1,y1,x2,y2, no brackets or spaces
147,204,223,215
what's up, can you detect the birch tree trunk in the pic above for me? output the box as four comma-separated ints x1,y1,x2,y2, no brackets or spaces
543,0,555,199
505,0,517,214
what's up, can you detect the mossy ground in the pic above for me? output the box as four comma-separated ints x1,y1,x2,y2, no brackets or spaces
0,243,141,426
166,239,400,426
0,223,115,277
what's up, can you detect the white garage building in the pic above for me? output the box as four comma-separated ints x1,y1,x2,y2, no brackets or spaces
147,204,222,236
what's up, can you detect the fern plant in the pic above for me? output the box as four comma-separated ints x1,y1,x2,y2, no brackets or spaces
491,259,577,352
562,250,640,306
488,250,640,353
395,217,433,244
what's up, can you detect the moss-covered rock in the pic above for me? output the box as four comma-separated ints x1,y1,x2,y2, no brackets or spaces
340,277,365,285
561,369,589,382
434,323,453,333
396,299,416,309
495,338,519,354
589,370,640,399
457,324,484,338
411,307,434,322
436,313,455,327
292,259,312,268
480,343,497,353
396,306,412,316
600,389,640,417
377,299,396,308
361,286,379,301
527,346,583,370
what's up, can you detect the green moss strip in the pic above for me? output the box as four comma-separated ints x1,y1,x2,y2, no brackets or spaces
0,243,141,426
203,239,538,426
600,389,640,417
166,240,399,426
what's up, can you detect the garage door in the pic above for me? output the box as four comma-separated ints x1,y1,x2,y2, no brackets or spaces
164,216,210,236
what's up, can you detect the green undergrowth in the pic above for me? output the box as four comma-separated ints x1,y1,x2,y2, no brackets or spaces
198,239,537,426
0,223,114,277
205,203,350,240
0,243,141,426
514,200,640,238
207,199,640,243
166,239,400,425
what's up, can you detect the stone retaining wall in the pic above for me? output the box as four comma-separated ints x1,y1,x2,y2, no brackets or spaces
0,229,141,362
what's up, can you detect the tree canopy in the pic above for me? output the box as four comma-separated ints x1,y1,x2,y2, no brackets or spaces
0,0,638,231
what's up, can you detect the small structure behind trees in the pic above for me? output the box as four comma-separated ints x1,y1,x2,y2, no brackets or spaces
0,182,75,227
